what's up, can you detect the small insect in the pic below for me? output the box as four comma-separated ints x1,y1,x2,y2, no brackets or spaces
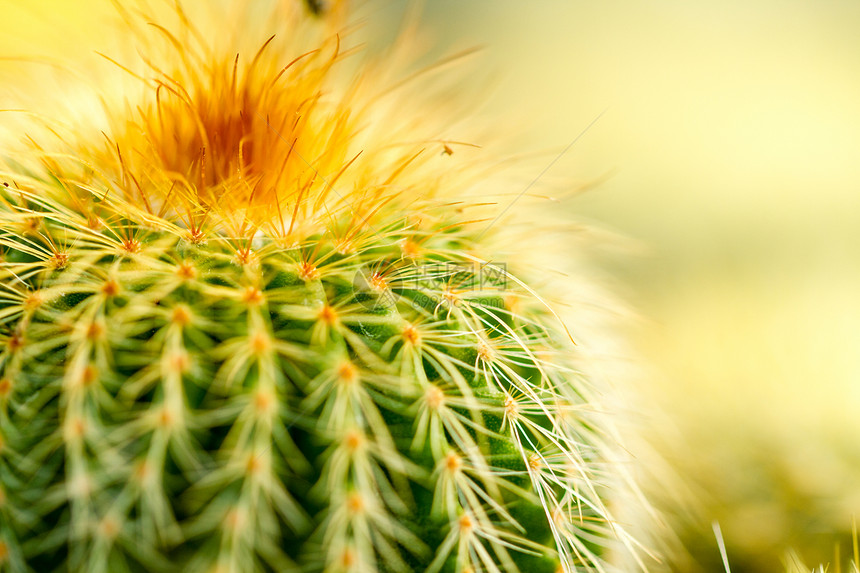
442,144,454,156
305,0,326,16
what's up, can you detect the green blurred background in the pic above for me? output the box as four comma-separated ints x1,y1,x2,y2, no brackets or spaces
3,0,860,570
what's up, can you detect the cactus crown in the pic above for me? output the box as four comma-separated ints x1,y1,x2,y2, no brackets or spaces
0,2,650,572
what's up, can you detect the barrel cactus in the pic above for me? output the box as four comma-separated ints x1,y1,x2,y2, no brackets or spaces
0,1,652,572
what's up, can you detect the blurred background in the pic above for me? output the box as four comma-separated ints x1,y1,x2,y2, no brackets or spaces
3,0,860,570
416,2,860,571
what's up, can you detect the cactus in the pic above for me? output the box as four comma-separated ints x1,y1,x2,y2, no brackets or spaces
0,2,650,572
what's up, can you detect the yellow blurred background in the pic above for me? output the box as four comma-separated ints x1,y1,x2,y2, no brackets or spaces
427,2,860,571
3,0,860,570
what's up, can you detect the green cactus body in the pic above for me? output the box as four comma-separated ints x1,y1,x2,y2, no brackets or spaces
0,2,647,572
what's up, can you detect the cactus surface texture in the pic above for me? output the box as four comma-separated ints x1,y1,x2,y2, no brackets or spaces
0,2,649,572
